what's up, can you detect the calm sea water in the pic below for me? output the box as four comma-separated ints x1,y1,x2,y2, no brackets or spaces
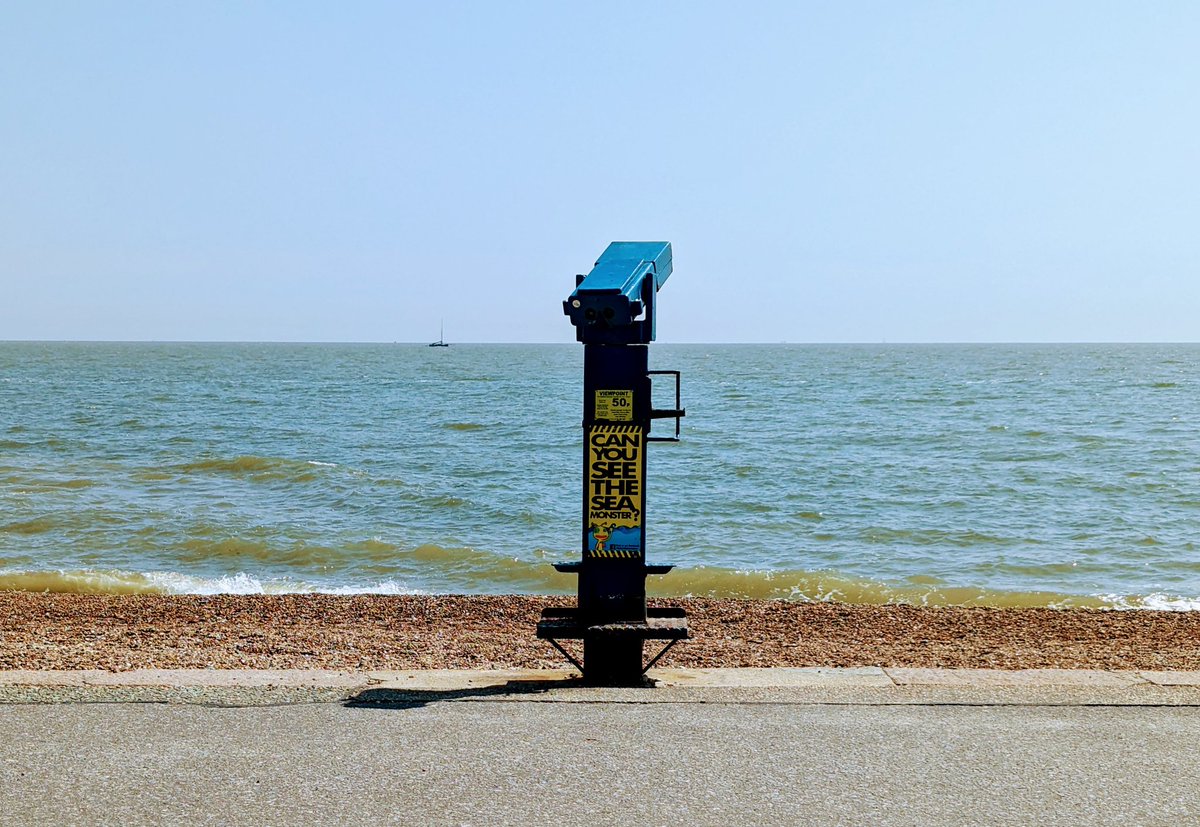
1,342,1198,608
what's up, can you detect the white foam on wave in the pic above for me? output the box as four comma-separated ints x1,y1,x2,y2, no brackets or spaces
0,565,425,596
1096,592,1200,611
306,460,337,467
319,581,425,595
143,570,426,596
143,571,272,594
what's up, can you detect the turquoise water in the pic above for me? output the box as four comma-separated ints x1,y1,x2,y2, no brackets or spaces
1,342,1198,608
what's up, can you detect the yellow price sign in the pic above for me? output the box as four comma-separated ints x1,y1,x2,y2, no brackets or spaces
595,389,633,421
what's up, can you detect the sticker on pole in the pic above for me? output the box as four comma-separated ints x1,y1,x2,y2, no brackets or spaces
594,389,633,422
586,424,644,559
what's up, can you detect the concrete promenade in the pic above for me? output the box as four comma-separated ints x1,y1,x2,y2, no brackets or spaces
3,668,1200,825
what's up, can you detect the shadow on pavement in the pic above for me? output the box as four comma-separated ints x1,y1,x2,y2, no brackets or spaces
343,677,587,709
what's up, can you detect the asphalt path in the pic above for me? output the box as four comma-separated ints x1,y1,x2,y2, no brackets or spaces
3,690,1199,826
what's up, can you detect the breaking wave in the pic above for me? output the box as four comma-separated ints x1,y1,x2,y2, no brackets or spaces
1,557,1195,609
0,569,426,596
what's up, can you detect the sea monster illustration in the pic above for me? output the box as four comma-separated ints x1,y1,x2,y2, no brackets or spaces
590,523,612,553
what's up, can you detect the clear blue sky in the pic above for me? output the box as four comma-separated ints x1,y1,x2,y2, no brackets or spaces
2,2,1197,343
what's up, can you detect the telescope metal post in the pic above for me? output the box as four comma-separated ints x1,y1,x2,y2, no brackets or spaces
578,342,650,684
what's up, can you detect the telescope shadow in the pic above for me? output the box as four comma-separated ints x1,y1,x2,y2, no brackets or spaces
343,676,589,710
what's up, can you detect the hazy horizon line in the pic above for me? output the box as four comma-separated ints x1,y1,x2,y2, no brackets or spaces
3,339,1198,347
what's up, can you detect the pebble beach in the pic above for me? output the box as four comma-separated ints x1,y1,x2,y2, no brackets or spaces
3,593,1198,673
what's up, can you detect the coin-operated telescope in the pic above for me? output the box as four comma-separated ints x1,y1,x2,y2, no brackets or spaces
537,242,688,686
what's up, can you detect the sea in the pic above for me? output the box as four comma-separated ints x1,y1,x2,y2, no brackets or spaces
1,342,1198,609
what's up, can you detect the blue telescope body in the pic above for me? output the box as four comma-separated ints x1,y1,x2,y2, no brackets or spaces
563,242,673,344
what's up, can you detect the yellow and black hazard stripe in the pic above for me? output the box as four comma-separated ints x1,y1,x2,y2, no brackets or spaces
588,424,642,435
587,548,640,559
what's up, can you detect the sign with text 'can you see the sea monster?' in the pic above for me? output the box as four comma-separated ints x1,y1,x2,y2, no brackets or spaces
586,423,644,559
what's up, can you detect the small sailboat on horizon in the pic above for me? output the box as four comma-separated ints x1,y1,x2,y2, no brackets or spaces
428,320,450,347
